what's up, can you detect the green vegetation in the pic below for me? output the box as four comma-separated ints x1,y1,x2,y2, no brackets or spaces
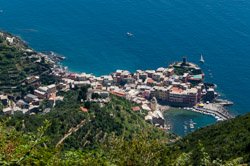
40,74,60,86
1,89,249,165
173,63,202,76
173,113,250,164
1,109,249,165
0,89,171,165
0,33,51,94
0,119,168,165
173,66,189,75
3,90,168,150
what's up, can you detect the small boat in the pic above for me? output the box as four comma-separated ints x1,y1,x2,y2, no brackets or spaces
217,118,223,121
189,119,195,129
126,32,134,37
200,54,205,63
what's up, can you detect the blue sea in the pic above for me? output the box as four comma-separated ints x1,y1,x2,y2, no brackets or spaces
1,0,250,136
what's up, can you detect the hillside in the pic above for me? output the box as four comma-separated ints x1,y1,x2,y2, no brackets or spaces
0,90,172,165
4,89,169,150
0,31,52,94
2,88,250,165
172,113,250,164
1,103,249,165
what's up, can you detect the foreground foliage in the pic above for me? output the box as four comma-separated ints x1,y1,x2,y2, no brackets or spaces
0,118,246,165
4,91,168,150
1,91,249,165
173,113,250,165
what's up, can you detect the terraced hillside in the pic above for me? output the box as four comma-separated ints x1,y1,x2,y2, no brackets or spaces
0,32,51,93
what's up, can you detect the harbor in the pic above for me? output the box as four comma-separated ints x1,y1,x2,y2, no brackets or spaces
184,103,234,121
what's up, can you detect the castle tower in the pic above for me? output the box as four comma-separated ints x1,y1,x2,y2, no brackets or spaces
182,57,187,65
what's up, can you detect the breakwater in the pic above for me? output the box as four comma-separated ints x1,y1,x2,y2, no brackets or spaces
184,103,234,121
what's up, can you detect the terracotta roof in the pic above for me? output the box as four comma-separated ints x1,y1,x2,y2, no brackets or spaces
147,78,154,84
111,91,126,97
132,106,141,112
80,107,88,113
171,87,183,93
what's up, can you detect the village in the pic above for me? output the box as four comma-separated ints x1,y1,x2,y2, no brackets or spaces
0,46,233,128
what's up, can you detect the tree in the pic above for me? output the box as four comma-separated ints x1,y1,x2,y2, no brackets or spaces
175,152,192,166
77,86,89,102
91,93,100,99
0,102,3,113
84,101,91,109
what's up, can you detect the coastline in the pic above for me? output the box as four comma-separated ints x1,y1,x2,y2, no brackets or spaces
39,42,234,130
0,31,234,134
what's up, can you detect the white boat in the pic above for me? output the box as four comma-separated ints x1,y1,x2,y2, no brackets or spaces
189,120,195,129
200,54,205,63
217,118,223,121
126,32,134,37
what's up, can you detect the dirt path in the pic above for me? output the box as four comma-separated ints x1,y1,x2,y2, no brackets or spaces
56,120,86,148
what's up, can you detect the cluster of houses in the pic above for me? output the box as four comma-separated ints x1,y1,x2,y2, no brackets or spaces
52,57,216,111
0,81,63,115
1,56,216,118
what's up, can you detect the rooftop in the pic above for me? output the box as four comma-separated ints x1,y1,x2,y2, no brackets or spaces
80,107,88,113
190,74,203,80
132,106,141,112
170,87,184,94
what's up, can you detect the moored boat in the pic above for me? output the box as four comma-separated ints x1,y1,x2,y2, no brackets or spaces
200,54,205,63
